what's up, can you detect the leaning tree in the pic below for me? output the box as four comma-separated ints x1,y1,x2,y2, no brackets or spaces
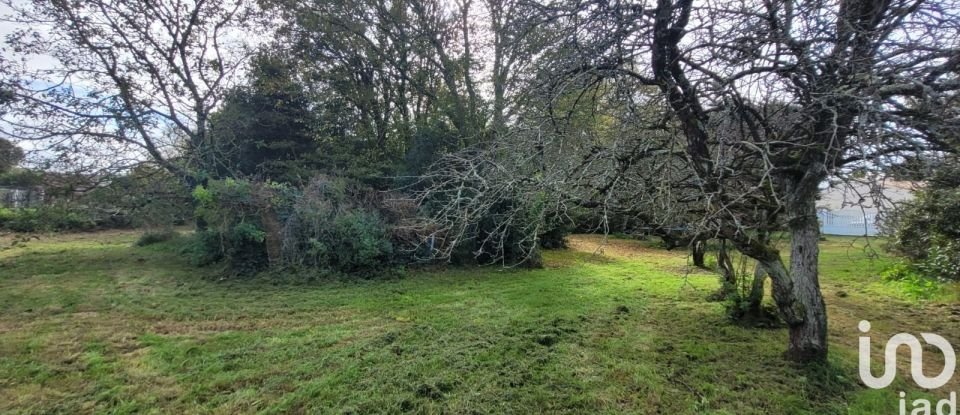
424,0,959,362
635,0,959,362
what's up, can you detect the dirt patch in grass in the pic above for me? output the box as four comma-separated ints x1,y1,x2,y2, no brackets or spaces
567,234,678,260
0,229,141,249
565,234,716,278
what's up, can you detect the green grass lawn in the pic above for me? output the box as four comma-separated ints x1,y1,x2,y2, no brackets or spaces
0,231,957,414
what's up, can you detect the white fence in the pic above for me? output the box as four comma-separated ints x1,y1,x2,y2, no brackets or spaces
818,210,878,236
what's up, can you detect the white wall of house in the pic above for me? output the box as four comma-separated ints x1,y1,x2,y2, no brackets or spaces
816,180,916,236
0,187,45,209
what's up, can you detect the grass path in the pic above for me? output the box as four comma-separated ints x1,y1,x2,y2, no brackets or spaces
0,231,957,414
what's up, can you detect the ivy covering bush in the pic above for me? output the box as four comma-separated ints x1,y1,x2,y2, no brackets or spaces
187,176,404,276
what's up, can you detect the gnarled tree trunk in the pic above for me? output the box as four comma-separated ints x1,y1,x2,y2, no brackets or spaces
784,196,828,361
746,263,766,314
717,239,736,289
751,196,827,362
746,230,771,314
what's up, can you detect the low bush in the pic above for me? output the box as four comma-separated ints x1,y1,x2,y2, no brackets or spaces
885,160,960,281
134,230,179,247
881,262,943,299
331,211,394,271
538,218,570,250
0,206,98,232
916,238,960,282
179,229,225,267
188,179,274,274
443,197,545,267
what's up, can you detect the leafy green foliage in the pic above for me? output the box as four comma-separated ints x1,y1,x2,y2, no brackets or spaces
0,168,44,187
281,176,399,273
0,206,96,232
179,229,226,266
208,52,320,183
189,179,273,274
329,211,394,271
403,121,459,176
880,262,945,300
190,176,400,276
0,138,24,173
887,160,960,281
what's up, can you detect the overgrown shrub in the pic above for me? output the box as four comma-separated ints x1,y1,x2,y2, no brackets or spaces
180,229,225,267
280,176,397,272
179,227,270,275
436,196,546,268
920,239,960,281
0,206,97,232
538,228,568,250
881,262,943,299
191,176,401,276
187,173,556,276
330,211,394,271
188,178,276,274
885,161,960,281
473,198,544,266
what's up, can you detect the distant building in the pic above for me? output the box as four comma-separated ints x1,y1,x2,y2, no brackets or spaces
0,186,45,209
816,180,916,236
